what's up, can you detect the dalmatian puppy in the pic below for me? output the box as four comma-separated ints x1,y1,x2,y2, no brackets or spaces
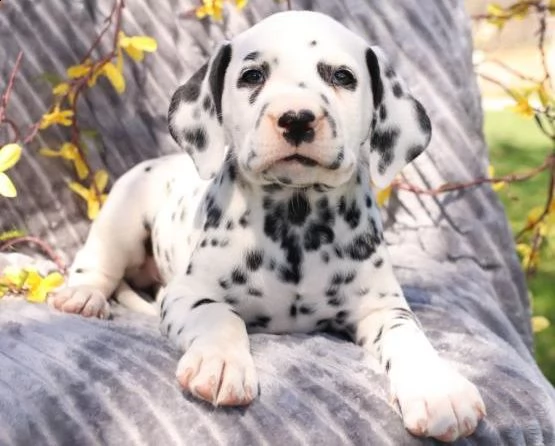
50,11,486,442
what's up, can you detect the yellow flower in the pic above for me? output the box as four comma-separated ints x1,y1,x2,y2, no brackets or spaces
516,243,539,270
0,266,64,303
509,96,535,118
196,0,225,21
234,0,248,9
0,143,22,198
39,106,74,129
52,82,70,96
376,185,392,207
0,229,25,242
487,165,506,191
69,169,109,220
40,143,89,180
532,315,550,333
67,61,93,79
100,61,125,94
118,32,158,62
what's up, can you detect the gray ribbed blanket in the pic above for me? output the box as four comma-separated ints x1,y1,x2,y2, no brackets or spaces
0,0,554,445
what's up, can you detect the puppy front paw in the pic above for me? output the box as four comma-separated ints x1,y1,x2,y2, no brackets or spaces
49,286,110,319
390,359,486,442
176,337,258,406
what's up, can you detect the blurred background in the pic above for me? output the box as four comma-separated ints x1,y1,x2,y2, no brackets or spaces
466,0,554,384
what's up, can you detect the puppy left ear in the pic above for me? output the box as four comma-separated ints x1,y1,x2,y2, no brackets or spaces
168,42,232,179
365,46,432,189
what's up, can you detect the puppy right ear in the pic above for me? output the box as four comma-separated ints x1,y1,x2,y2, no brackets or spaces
168,42,232,179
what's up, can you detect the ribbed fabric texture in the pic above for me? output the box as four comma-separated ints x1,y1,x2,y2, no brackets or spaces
1,1,554,445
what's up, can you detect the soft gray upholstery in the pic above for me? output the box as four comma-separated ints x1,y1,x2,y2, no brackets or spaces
0,1,554,445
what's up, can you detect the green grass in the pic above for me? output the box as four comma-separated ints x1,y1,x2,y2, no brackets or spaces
484,109,555,385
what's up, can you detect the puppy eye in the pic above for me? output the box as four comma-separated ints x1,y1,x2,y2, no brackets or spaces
332,68,356,87
239,68,265,85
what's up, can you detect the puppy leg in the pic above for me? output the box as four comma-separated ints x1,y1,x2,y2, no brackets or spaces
50,165,155,318
355,248,485,442
160,280,258,406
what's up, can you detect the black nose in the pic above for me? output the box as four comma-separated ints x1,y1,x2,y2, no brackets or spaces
277,109,316,146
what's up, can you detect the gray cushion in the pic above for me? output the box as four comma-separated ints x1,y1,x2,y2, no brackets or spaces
0,0,554,445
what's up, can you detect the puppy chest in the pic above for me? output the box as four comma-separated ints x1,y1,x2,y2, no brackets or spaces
168,188,384,333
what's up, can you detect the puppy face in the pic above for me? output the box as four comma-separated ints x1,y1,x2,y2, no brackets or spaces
169,11,431,189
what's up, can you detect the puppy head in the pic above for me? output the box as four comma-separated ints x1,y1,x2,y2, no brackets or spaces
168,11,431,189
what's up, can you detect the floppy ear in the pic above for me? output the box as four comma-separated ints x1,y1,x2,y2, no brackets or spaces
365,46,432,189
168,42,232,179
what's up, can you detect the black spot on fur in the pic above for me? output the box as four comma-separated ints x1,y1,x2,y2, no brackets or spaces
249,87,263,105
373,326,384,344
371,127,401,174
365,49,384,108
247,288,263,297
365,195,373,208
224,295,238,305
343,200,361,229
186,263,193,275
374,257,384,268
248,315,271,329
379,104,387,121
191,298,217,310
170,64,207,106
209,44,232,123
255,103,269,129
384,67,395,78
414,100,432,134
334,244,344,258
299,305,314,315
183,127,208,151
335,310,349,324
211,239,218,247
226,220,234,230
244,51,260,61
246,250,264,271
310,40,317,46
290,304,297,317
75,268,84,274
304,222,334,251
298,82,307,88
231,268,247,284
320,93,329,105
239,210,250,227
287,192,311,225
405,145,423,163
357,337,367,346
317,62,334,86
219,278,230,289
202,95,214,114
345,231,380,261
144,165,152,172
392,83,403,98
321,251,330,263
344,270,356,283
327,295,344,306
385,359,392,373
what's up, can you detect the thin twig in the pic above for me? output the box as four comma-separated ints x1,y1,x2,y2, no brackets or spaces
516,155,555,240
393,154,553,196
0,236,67,273
0,52,23,121
486,58,542,83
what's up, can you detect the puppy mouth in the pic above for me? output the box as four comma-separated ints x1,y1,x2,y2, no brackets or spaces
280,154,318,167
